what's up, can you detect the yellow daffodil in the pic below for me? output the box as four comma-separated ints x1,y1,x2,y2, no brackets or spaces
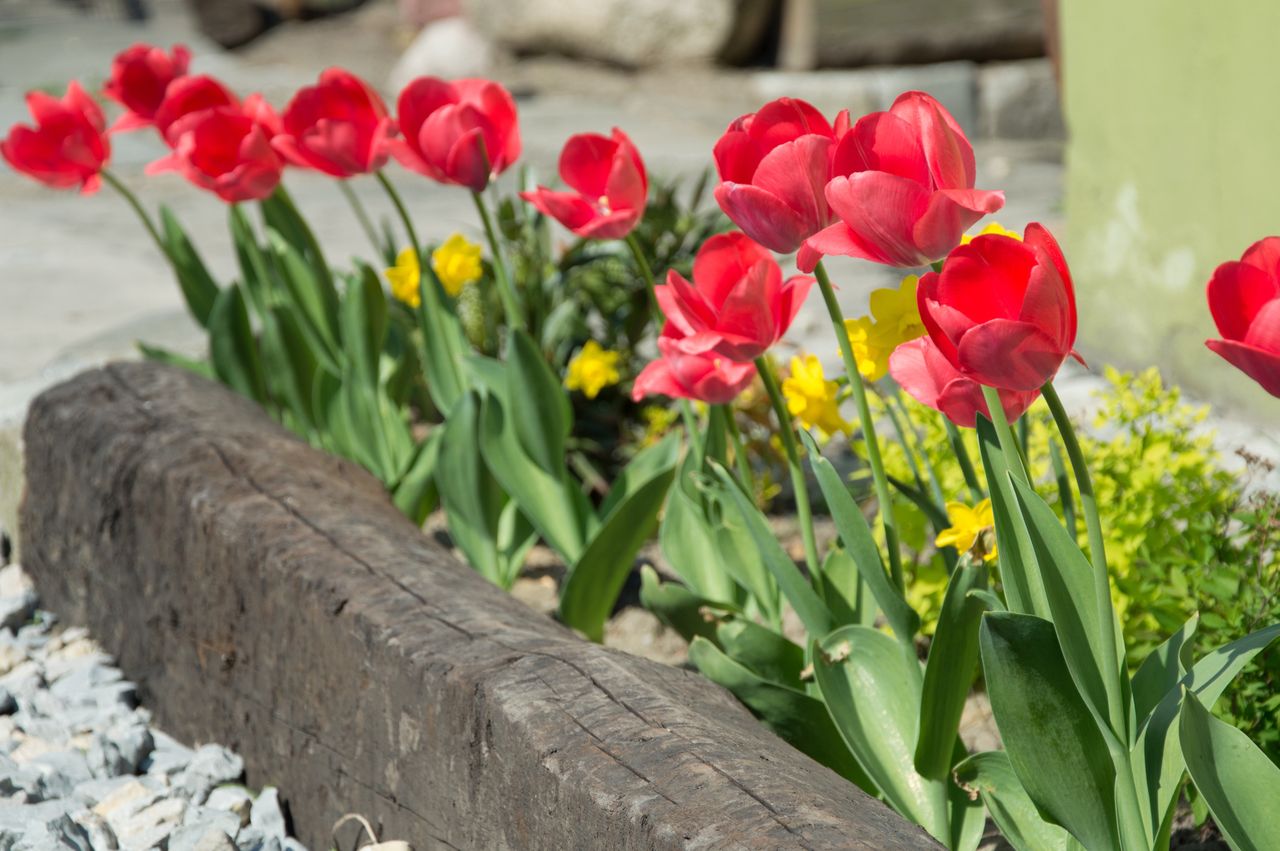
782,354,850,438
431,233,483,296
935,498,997,561
385,247,421,308
960,221,1022,245
844,315,898,382
565,341,622,399
869,275,926,343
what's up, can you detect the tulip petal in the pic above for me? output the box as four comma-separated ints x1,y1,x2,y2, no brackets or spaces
956,318,1064,391
604,129,647,216
559,132,615,198
750,97,834,148
520,187,597,232
1018,260,1073,350
832,111,929,185
936,236,1038,323
803,222,893,266
750,135,832,237
1239,236,1280,279
775,275,814,340
714,182,810,253
1206,260,1279,342
1244,298,1280,351
713,129,761,184
825,172,935,267
913,188,1006,262
889,91,975,190
692,232,775,308
1205,338,1280,398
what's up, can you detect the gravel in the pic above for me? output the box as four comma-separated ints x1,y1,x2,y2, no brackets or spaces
0,564,308,851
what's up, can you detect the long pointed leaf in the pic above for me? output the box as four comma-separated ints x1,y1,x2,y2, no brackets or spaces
954,751,1079,851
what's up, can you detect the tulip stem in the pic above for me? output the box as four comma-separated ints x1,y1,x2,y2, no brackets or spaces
979,385,1029,485
722,404,755,494
338,179,388,264
102,170,167,261
1040,380,1126,736
755,355,820,580
812,261,904,593
944,419,985,503
471,191,525,332
624,234,664,325
375,170,422,259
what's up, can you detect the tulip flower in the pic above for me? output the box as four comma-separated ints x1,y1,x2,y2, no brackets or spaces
1,81,110,194
521,128,647,239
889,336,1039,428
104,43,192,132
146,103,284,202
916,223,1078,392
152,75,238,143
386,77,520,192
632,335,757,405
272,68,393,177
712,97,848,266
657,231,812,363
1205,236,1280,397
805,91,1004,269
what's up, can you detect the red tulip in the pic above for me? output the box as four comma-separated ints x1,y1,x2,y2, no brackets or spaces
146,102,283,202
1,81,109,194
890,337,1039,428
1205,237,1280,397
520,128,647,239
104,43,192,132
657,231,812,363
632,336,757,405
805,91,1004,269
153,75,237,143
272,68,393,177
386,77,520,192
916,223,1078,392
713,98,848,267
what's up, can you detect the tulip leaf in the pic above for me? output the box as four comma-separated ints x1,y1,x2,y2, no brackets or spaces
339,264,388,391
915,559,990,781
392,427,443,525
260,188,334,295
1178,687,1280,851
1131,614,1198,725
975,417,1049,619
716,618,806,691
711,462,832,639
414,264,470,416
812,625,949,842
712,501,781,626
979,612,1117,851
658,453,742,605
159,206,220,329
208,284,267,405
953,751,1080,851
506,329,573,477
803,432,918,644
688,636,874,794
228,204,275,317
817,547,876,629
270,303,323,432
638,567,732,646
438,393,509,585
267,229,340,367
558,452,675,642
137,343,214,380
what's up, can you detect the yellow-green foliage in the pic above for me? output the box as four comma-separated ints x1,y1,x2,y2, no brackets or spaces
872,368,1279,762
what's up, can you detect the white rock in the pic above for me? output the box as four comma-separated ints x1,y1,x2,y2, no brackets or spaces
71,809,118,850
92,779,159,823
389,17,493,92
248,788,285,840
0,566,33,599
0,644,26,678
205,786,253,827
176,746,243,802
114,796,186,850
192,831,239,851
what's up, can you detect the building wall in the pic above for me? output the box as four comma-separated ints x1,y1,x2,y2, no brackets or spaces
1061,1,1280,419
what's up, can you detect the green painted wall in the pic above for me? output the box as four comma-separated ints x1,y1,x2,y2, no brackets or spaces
1061,1,1280,418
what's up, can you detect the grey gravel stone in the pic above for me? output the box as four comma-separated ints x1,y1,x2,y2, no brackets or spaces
190,831,239,851
0,593,36,634
69,809,116,850
176,746,244,803
248,788,284,841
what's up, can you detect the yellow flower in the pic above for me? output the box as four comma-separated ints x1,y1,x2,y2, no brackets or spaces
844,315,898,382
782,354,850,438
564,341,622,399
935,498,997,561
640,405,679,445
385,247,421,308
431,233,483,296
869,275,926,343
960,221,1022,245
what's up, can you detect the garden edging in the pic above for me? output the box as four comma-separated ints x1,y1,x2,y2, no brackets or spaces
18,362,938,850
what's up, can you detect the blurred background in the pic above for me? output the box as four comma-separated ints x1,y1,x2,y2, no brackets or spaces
1,0,1277,426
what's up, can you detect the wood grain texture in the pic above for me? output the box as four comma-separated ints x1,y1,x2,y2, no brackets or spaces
20,362,940,850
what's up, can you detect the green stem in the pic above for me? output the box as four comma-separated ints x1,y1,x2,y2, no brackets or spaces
375,170,421,256
812,261,904,591
722,404,755,493
980,385,1029,486
680,402,705,464
470,191,524,331
881,391,927,494
755,355,820,579
945,420,985,503
102,170,167,260
624,233,664,324
1041,380,1126,738
338,179,386,262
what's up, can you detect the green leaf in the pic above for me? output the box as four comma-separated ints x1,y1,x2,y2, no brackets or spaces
392,427,443,525
979,612,1117,851
559,454,675,642
915,559,990,780
416,264,470,416
689,637,874,794
438,393,509,585
260,188,334,292
228,204,275,316
137,343,213,380
658,453,741,604
159,206,220,328
975,417,1049,619
817,547,876,628
803,432,918,644
208,284,268,404
812,625,949,841
1179,688,1280,851
269,304,322,432
716,619,805,690
1131,614,1198,725
267,229,339,367
598,432,679,522
953,751,1079,851
506,329,573,476
638,567,731,645
711,462,832,639
340,264,388,390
